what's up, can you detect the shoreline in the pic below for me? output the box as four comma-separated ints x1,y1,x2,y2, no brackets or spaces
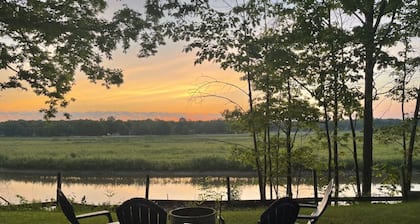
0,168,258,178
2,168,420,178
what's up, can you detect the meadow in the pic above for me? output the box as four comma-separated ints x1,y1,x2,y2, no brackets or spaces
1,134,420,223
0,133,417,173
0,135,251,172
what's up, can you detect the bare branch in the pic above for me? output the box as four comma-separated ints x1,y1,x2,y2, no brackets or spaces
290,76,315,97
190,91,245,112
6,65,19,73
353,12,366,25
197,75,249,96
189,75,248,111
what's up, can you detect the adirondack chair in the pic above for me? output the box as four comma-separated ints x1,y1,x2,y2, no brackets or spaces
258,197,300,224
116,197,167,224
57,189,117,224
297,179,334,224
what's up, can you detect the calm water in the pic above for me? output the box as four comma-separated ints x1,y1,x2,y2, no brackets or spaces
1,172,419,205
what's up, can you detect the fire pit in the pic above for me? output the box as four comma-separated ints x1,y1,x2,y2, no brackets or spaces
169,207,216,224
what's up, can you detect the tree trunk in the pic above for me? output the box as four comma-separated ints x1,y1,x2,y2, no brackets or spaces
349,114,361,197
286,78,293,197
247,72,265,201
275,128,281,198
265,72,273,200
406,86,420,197
324,103,333,181
333,99,339,200
362,5,375,197
332,21,339,199
328,4,337,190
267,126,273,200
400,46,408,199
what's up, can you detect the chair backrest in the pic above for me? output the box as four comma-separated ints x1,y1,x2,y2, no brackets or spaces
57,189,79,224
311,179,334,218
117,198,167,224
260,197,300,224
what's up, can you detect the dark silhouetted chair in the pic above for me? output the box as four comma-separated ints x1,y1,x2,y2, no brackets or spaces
57,189,116,224
258,197,300,224
116,197,167,224
297,178,334,224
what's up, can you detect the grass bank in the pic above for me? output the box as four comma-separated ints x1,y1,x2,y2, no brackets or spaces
0,134,418,172
1,201,420,224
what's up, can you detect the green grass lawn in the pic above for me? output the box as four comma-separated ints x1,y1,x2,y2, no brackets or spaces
317,201,420,224
1,201,420,224
0,134,417,172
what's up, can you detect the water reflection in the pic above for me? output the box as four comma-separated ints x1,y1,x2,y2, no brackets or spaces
0,174,273,205
0,172,419,205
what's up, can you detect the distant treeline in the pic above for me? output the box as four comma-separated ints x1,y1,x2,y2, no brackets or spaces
0,118,233,136
0,118,405,137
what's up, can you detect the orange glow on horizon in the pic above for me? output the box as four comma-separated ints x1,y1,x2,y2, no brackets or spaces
0,43,249,121
1,36,418,121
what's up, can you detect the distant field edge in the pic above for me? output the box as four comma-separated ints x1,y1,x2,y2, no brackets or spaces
0,168,258,178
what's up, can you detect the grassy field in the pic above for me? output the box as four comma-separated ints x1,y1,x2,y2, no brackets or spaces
0,134,418,172
2,134,419,223
0,135,252,172
1,201,420,224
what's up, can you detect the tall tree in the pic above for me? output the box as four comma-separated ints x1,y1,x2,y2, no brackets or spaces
0,0,158,118
387,0,420,197
406,83,420,198
149,0,321,200
147,0,277,201
343,91,364,198
399,0,420,199
288,0,362,198
251,28,320,197
341,0,403,197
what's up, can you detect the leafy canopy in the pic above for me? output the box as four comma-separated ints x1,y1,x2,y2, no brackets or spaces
0,0,159,119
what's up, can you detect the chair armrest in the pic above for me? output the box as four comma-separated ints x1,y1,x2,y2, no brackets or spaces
218,215,225,224
76,210,114,222
297,214,318,220
298,203,318,208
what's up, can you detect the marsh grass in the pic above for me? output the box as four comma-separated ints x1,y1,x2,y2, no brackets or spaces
0,134,418,172
0,135,252,171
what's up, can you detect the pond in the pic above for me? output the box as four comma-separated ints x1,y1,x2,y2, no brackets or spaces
1,172,419,205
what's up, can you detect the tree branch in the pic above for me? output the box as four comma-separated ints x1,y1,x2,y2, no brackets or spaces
353,12,366,25
290,75,315,97
6,64,18,73
373,0,388,33
196,75,249,96
377,9,398,51
189,91,245,112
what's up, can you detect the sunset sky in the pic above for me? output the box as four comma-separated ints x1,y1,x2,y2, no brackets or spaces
0,1,418,121
0,40,250,121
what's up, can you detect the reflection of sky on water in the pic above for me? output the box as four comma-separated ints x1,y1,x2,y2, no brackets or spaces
1,175,419,205
1,178,210,205
1,180,56,204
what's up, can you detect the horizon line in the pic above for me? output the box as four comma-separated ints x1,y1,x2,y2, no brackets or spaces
0,111,404,122
0,111,224,121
